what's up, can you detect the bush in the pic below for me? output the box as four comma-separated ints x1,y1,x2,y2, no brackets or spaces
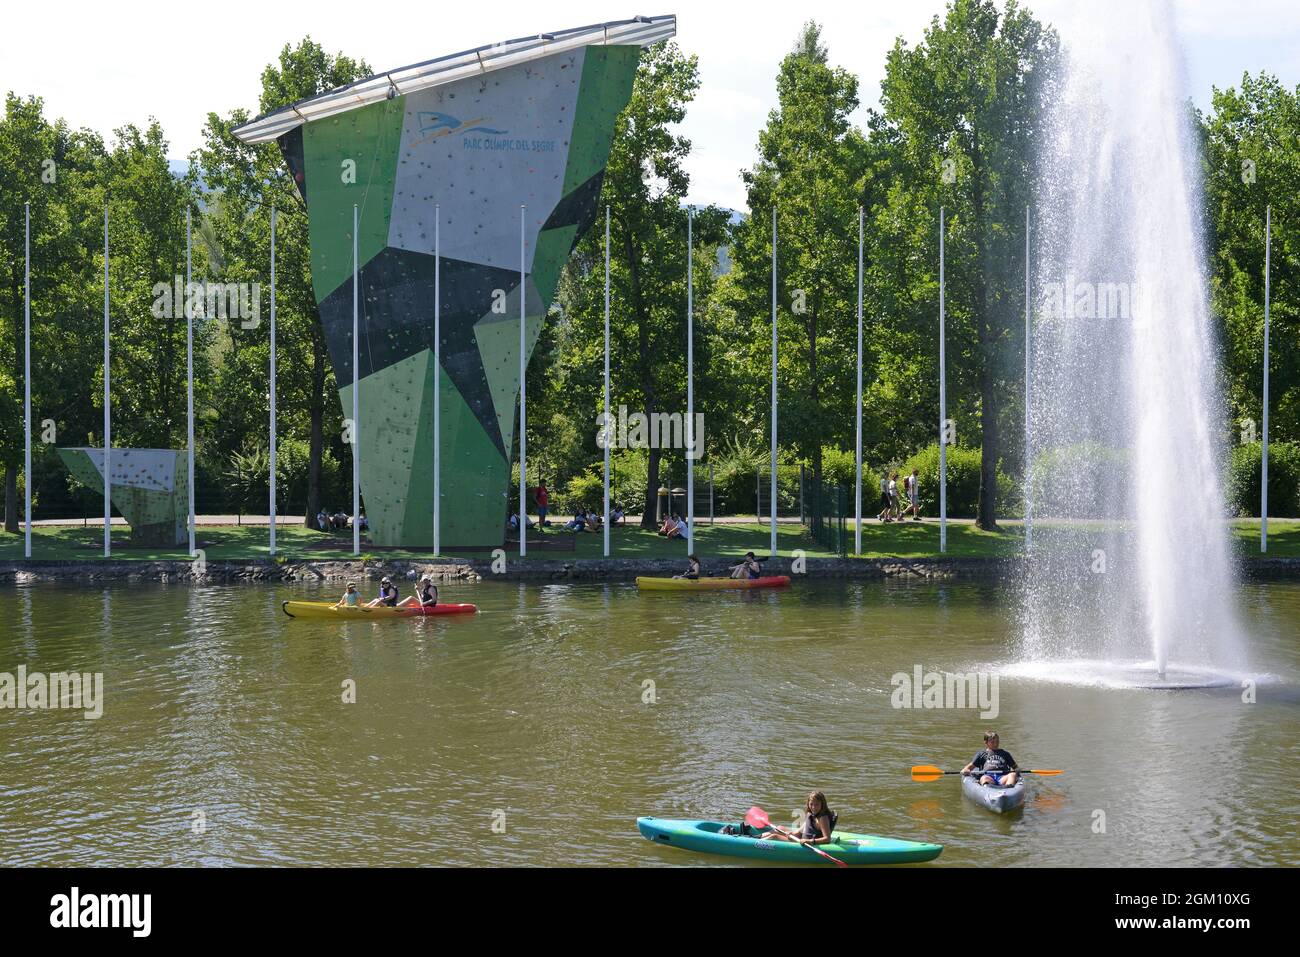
901,444,1016,519
556,469,605,515
1027,441,1130,519
1228,441,1300,517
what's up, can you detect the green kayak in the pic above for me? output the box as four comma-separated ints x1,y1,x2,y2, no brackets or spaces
636,817,943,865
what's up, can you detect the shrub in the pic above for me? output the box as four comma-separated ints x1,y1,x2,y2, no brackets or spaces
901,444,1016,519
1227,441,1300,517
1027,441,1130,519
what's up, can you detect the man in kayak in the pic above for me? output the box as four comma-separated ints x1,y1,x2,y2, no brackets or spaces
961,731,1020,787
367,577,399,608
398,576,438,609
334,583,361,608
761,791,837,846
673,555,702,580
729,552,762,580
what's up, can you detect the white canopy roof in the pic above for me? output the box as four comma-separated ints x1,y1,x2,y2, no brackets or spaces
233,15,676,145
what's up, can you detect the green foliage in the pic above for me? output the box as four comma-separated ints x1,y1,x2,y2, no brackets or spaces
1228,442,1300,517
1028,442,1129,520
901,443,1016,519
557,469,605,515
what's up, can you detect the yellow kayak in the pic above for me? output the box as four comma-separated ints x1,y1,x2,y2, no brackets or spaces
281,600,478,619
635,576,790,591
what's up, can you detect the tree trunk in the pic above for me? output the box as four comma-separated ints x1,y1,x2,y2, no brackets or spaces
623,224,661,530
6,268,21,532
3,467,17,534
970,143,999,531
305,327,326,527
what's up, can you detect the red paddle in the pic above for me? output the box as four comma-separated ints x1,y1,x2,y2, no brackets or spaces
745,806,848,867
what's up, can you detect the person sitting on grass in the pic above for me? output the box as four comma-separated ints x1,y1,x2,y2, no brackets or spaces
398,575,438,610
658,513,676,536
335,583,360,608
584,508,603,533
367,576,399,608
564,510,587,532
961,731,1020,788
317,508,330,532
673,554,702,580
611,503,625,525
729,551,762,580
761,791,837,846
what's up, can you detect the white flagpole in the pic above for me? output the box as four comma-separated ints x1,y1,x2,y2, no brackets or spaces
269,206,277,557
352,204,360,557
686,206,695,553
1261,204,1271,552
23,204,31,558
434,204,441,555
603,205,611,558
186,207,196,556
770,205,778,557
519,204,527,559
855,205,864,555
1024,204,1032,549
939,206,947,554
103,204,111,558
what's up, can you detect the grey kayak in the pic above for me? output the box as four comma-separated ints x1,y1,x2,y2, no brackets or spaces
962,774,1027,813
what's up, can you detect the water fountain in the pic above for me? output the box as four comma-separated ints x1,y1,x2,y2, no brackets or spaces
1017,0,1247,689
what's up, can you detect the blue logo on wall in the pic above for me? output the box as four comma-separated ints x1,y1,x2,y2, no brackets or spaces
417,111,508,137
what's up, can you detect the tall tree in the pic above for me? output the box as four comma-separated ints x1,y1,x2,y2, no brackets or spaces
551,41,727,528
875,0,1055,528
196,38,371,525
727,21,869,487
1202,72,1300,443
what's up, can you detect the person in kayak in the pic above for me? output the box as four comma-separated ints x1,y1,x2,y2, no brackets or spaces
762,791,838,845
673,555,702,580
334,583,361,608
366,577,399,608
729,551,762,580
961,731,1020,787
398,576,438,609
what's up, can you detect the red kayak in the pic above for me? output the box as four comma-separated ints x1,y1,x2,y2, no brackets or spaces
281,600,478,619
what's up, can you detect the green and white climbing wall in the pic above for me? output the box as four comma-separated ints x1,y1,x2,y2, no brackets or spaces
234,20,668,546
58,448,189,547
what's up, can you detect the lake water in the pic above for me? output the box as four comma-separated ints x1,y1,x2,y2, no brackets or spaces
1,578,1296,866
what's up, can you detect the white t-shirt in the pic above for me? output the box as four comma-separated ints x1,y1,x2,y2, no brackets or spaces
888,479,897,498
880,478,888,494
675,519,688,534
909,476,919,502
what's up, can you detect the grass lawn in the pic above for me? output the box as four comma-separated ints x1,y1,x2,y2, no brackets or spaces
2,517,1297,563
0,519,833,563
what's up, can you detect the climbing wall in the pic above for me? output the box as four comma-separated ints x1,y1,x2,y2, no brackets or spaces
58,448,189,547
287,43,640,547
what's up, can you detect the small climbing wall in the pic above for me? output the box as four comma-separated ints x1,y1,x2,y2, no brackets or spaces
289,42,640,547
58,448,189,547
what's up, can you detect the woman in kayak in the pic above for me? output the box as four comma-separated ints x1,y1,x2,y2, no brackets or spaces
334,583,361,608
729,552,762,580
673,555,702,580
398,576,438,609
961,731,1020,787
366,577,399,608
764,791,837,846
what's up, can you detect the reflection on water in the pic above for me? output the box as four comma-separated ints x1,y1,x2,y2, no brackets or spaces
0,578,1295,866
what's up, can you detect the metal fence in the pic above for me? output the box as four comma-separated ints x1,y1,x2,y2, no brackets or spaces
805,476,848,557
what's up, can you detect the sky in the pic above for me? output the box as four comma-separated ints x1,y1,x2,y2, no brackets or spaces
3,0,1299,211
